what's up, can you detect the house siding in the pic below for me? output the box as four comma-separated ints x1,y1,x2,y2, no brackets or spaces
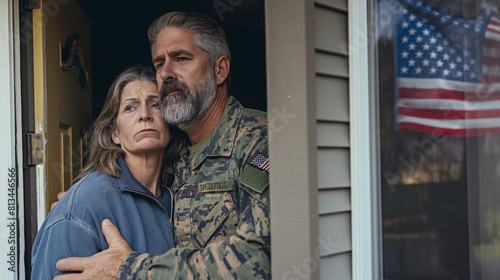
314,2,352,279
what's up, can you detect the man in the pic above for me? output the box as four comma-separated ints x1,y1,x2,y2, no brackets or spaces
54,11,270,279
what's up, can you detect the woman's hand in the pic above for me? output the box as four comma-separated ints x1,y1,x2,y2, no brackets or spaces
53,219,133,280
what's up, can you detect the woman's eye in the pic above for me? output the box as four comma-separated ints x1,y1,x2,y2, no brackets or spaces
124,105,134,112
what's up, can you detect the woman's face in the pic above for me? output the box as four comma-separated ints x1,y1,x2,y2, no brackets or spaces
112,80,170,158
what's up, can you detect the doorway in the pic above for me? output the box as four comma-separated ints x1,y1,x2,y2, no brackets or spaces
22,0,266,277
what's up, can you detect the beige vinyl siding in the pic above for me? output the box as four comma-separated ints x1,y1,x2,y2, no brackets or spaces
318,188,350,214
319,213,351,256
317,122,349,147
317,76,349,121
317,149,350,188
315,7,348,54
316,53,349,77
315,0,348,12
315,2,352,279
320,253,352,280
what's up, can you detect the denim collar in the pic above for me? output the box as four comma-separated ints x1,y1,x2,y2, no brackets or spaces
116,157,156,198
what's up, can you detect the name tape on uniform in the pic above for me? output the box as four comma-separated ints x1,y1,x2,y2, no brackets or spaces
198,180,236,193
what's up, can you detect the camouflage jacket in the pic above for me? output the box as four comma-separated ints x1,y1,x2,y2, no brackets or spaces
118,96,271,279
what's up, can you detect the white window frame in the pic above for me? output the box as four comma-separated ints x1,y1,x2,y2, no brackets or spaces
349,0,381,279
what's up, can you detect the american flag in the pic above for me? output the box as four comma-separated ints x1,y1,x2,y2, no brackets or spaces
396,0,500,137
250,152,269,173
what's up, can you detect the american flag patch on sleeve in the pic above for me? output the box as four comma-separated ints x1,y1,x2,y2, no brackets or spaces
249,152,270,173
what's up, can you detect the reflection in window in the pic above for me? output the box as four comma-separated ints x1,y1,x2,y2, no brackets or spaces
375,0,500,279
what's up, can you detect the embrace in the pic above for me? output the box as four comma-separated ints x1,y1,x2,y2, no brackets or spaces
31,11,270,279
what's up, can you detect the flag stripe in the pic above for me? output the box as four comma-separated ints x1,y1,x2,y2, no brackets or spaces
479,73,500,83
485,33,500,42
484,48,500,57
484,37,500,48
399,115,500,129
399,122,500,137
482,63,500,73
490,16,500,25
488,23,500,32
482,56,500,67
261,159,270,172
398,98,500,110
399,87,500,101
397,77,500,92
486,27,500,36
399,107,500,119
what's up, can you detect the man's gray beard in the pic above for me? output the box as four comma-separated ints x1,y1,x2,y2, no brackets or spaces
159,69,217,130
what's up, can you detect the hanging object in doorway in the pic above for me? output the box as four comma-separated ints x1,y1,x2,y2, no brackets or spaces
61,33,89,89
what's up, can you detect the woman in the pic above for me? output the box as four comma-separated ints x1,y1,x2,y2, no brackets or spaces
31,65,185,279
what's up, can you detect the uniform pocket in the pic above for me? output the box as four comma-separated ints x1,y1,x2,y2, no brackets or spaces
187,192,237,249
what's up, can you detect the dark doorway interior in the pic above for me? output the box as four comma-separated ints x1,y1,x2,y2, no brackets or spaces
75,0,266,119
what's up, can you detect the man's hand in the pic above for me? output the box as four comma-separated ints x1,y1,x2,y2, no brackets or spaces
54,219,132,280
50,191,66,211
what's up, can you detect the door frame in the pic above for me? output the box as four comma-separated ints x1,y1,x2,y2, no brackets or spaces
1,0,24,278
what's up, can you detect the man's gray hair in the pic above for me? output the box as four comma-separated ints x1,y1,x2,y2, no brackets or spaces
148,11,231,66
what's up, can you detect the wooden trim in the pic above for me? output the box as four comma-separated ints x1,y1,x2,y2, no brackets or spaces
33,5,47,227
266,0,319,279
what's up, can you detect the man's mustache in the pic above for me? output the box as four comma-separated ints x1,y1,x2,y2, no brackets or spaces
159,81,189,98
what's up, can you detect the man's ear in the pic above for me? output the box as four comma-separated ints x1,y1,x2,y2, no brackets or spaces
214,56,230,86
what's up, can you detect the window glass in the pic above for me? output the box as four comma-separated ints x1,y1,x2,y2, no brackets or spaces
375,0,500,278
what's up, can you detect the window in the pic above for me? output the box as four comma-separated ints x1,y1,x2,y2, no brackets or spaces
374,0,500,278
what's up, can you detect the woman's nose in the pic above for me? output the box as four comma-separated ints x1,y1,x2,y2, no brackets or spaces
139,106,152,121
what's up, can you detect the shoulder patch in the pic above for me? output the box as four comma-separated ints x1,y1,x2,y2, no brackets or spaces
240,145,269,206
241,164,269,193
249,152,269,173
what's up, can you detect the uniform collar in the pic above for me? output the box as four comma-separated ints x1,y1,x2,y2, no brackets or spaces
188,96,243,171
116,157,156,197
172,96,244,191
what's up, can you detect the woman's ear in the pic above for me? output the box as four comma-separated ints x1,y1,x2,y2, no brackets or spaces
111,130,120,145
214,56,230,86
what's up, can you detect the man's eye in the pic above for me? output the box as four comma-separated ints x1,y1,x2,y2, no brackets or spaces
151,102,160,108
155,62,164,69
177,57,189,62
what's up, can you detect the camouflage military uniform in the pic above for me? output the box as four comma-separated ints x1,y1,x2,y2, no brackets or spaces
118,96,271,279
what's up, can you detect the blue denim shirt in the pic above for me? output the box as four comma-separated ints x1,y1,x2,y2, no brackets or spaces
31,157,175,279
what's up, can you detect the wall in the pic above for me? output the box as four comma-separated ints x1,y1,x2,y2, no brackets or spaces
314,0,353,279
